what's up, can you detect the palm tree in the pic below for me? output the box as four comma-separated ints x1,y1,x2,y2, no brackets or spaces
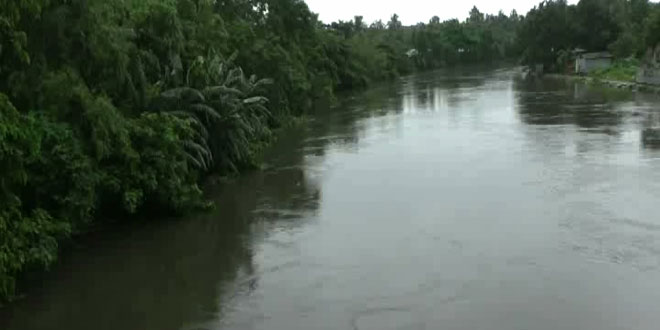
153,54,273,172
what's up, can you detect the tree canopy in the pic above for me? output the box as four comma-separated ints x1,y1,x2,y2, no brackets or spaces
518,0,660,70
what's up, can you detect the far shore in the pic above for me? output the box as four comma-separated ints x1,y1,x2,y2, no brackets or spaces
546,73,660,94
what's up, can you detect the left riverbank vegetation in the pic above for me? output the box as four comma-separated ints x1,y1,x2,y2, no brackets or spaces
1,0,659,304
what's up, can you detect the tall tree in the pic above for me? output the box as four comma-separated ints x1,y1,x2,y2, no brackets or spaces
388,13,402,30
469,6,485,23
518,0,576,68
574,0,623,51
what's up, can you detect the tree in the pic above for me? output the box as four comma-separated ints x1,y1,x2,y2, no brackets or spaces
574,0,623,51
370,19,385,29
517,0,576,69
388,13,402,30
510,9,519,21
469,6,485,23
644,5,660,50
354,15,365,32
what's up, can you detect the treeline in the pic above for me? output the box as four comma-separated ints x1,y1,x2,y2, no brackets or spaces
518,0,660,72
328,8,522,73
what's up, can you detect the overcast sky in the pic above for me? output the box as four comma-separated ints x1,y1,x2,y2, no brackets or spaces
305,0,579,25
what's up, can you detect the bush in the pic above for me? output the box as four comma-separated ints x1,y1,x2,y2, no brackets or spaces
590,59,640,82
0,94,73,301
0,87,210,301
97,113,205,215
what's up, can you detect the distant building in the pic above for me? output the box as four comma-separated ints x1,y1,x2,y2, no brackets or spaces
637,67,660,85
637,45,660,85
405,49,419,58
575,51,612,74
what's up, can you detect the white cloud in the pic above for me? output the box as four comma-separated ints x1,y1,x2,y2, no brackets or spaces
305,0,579,25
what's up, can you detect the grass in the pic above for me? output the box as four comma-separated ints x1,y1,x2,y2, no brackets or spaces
590,58,640,83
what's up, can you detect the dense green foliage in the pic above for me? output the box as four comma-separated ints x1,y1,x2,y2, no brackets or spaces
518,0,660,71
590,58,641,82
2,0,660,303
410,9,522,69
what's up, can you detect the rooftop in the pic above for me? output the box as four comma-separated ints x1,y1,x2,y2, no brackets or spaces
578,51,613,59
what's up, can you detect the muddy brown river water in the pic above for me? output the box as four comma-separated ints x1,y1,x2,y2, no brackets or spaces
3,67,660,330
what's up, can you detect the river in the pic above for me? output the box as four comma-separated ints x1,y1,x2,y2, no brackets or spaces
2,67,660,330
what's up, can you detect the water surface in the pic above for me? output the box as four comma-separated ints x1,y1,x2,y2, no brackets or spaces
3,67,660,330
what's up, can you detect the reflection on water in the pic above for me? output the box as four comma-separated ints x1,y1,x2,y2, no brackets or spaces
3,67,660,330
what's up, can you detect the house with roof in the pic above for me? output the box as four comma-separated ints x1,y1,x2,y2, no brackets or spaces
575,50,613,74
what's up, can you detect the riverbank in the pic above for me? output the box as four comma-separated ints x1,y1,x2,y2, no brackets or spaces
0,109,312,308
546,73,660,94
